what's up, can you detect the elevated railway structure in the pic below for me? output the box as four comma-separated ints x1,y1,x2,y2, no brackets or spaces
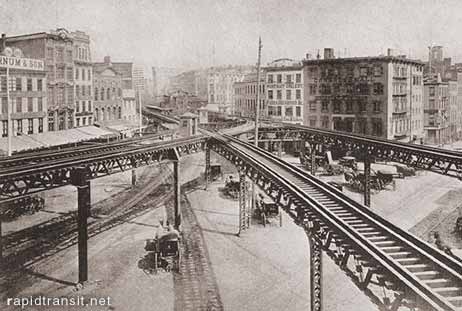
236,124,462,207
206,132,462,311
1,123,462,310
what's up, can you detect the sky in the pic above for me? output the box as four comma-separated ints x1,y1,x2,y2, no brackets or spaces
2,0,462,74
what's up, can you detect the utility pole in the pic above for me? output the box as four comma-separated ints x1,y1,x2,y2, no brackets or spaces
138,89,142,137
254,36,262,147
6,67,11,156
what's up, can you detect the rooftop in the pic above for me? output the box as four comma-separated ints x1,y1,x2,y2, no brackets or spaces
303,55,424,66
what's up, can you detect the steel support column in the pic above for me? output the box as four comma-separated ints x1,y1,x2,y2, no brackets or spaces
205,145,211,190
309,234,323,311
72,167,90,284
300,139,306,165
131,159,137,187
238,170,248,235
311,144,317,175
364,156,371,207
173,160,181,229
278,141,283,158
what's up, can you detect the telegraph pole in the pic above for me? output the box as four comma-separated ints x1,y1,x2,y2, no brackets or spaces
138,89,142,137
6,67,11,156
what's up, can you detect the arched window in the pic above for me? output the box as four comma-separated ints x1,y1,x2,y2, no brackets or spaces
95,108,99,121
107,88,110,100
94,87,98,101
118,106,122,119
101,88,104,101
113,106,117,119
101,108,105,121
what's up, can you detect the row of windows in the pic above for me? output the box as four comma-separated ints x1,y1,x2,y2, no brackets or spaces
75,46,90,62
267,73,302,84
75,116,93,127
1,97,44,114
76,85,92,97
76,100,92,113
268,105,302,118
94,106,122,121
47,66,74,81
75,67,92,81
308,99,382,114
0,77,44,92
308,82,385,96
309,65,384,78
235,84,265,95
46,47,73,63
1,118,44,136
268,89,302,100
329,118,383,136
94,87,122,101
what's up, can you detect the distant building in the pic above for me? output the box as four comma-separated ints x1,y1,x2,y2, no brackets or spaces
423,75,458,144
71,30,93,127
169,69,208,99
5,28,76,131
159,89,206,115
152,67,184,97
207,66,252,114
133,65,145,92
93,56,137,122
303,48,425,141
426,46,452,80
233,71,265,119
92,60,123,124
264,59,304,124
0,36,48,137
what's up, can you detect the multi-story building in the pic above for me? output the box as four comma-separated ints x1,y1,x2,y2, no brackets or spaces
264,59,304,124
233,71,265,119
169,69,208,99
71,30,93,127
423,75,458,144
92,59,123,124
0,40,48,137
426,46,452,80
152,67,185,98
303,48,425,141
93,56,137,122
133,65,145,93
207,66,252,114
5,28,75,131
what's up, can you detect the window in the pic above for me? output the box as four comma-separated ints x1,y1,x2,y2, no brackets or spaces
309,84,317,95
321,117,329,128
309,100,317,112
286,74,292,83
82,85,86,96
76,101,80,112
429,87,435,96
276,90,282,100
16,120,22,134
56,87,64,104
107,88,110,99
56,48,64,62
296,89,301,100
373,65,383,77
88,101,92,112
268,75,273,83
101,88,105,100
0,76,6,92
346,101,353,113
333,100,340,113
75,68,79,80
38,97,43,111
82,117,87,125
321,100,329,112
372,119,383,136
359,100,366,112
286,90,291,100
373,101,381,112
296,106,301,117
27,97,33,112
66,50,73,62
66,68,73,81
37,79,43,91
1,97,6,113
277,74,282,83
67,86,73,104
360,67,368,76
27,118,33,134
82,68,86,81
46,47,54,59
118,106,122,119
268,90,273,100
76,118,80,127
88,69,91,80
285,106,293,117
27,79,32,91
309,118,316,127
2,120,7,137
48,114,54,131
95,88,98,100
76,85,80,98
16,77,22,91
296,73,301,83
16,97,22,112
47,65,55,81
373,83,384,95
57,67,65,79
95,108,99,121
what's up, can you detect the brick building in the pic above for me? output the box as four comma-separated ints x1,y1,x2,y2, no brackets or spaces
264,59,304,124
303,49,425,141
5,28,75,131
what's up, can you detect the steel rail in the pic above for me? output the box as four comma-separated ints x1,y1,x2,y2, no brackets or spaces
212,133,462,310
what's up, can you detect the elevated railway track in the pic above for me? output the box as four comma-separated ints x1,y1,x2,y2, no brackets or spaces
208,132,462,311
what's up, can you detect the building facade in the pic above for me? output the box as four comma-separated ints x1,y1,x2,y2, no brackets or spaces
423,76,458,145
92,62,123,124
93,56,137,122
5,28,76,131
207,66,252,114
233,72,265,119
264,59,304,124
303,49,424,141
169,69,208,100
71,30,93,127
0,44,48,137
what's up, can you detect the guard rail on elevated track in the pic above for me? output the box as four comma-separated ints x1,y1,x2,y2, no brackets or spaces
142,108,180,124
206,131,462,311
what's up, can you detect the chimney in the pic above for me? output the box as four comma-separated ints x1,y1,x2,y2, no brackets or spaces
324,48,334,59
1,34,6,54
104,56,111,65
306,53,312,60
